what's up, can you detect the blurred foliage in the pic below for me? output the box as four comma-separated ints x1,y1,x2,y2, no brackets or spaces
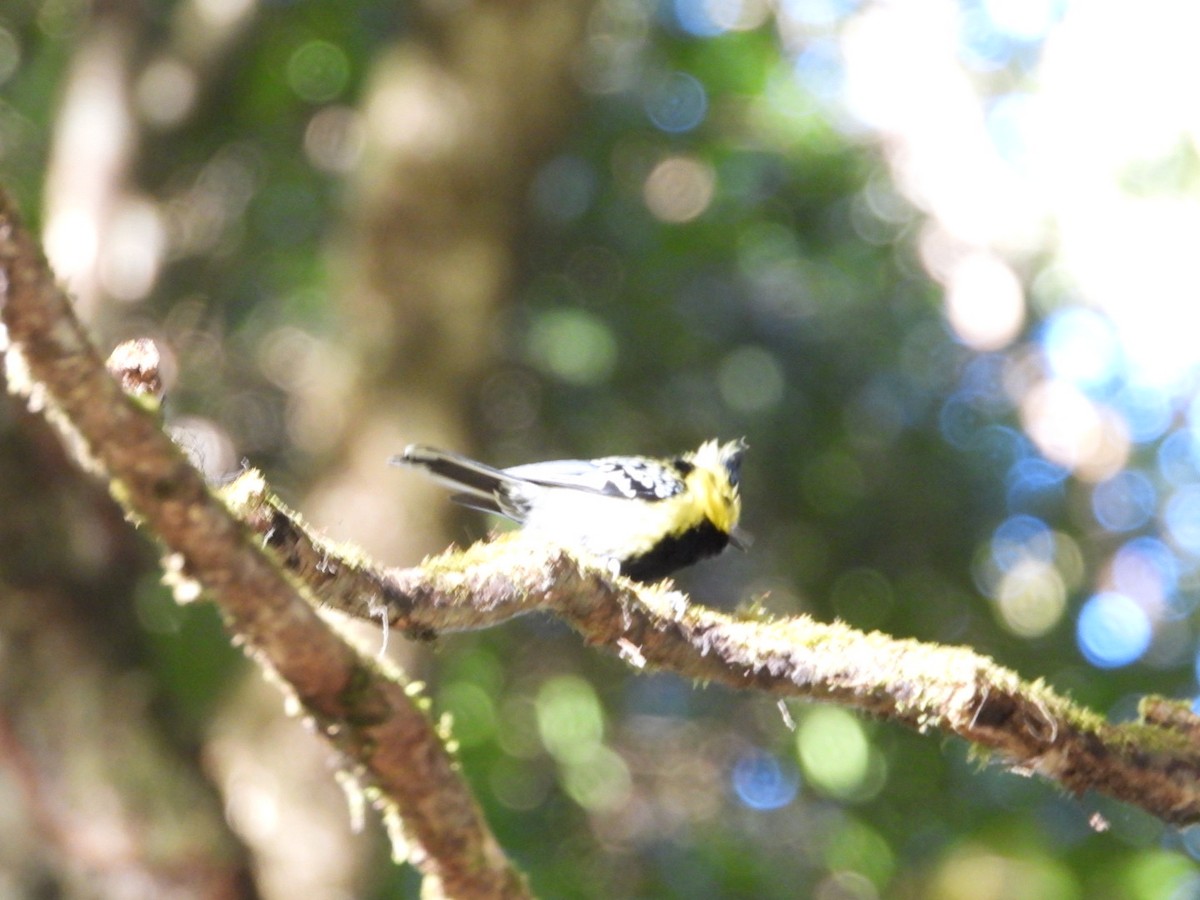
3,0,1200,897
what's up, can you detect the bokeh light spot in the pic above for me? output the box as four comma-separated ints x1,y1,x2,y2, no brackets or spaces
535,675,604,764
642,155,716,223
943,252,1025,351
643,72,708,133
490,757,551,811
44,207,99,290
1091,469,1155,533
994,557,1066,637
1112,537,1177,610
1019,379,1130,480
731,748,799,810
1164,485,1200,555
1157,431,1200,485
287,40,350,103
526,309,617,386
717,345,785,413
797,706,879,800
134,56,197,128
1113,383,1172,444
1040,306,1122,389
991,514,1054,569
303,105,364,174
1076,592,1152,668
99,196,166,302
824,818,896,890
560,744,632,812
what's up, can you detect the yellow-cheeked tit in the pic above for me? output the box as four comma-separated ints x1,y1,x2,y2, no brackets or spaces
391,439,748,582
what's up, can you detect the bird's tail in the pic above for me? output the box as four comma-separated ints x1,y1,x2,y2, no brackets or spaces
390,444,514,516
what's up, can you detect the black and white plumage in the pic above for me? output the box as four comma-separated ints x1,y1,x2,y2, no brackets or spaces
391,439,747,582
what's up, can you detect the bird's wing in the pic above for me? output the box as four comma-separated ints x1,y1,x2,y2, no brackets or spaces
503,457,685,501
502,459,615,492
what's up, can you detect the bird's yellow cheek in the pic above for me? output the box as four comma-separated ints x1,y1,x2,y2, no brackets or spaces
686,469,740,534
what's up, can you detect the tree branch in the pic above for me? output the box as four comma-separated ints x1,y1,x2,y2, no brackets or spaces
0,190,528,899
8,173,1200,898
224,471,1200,828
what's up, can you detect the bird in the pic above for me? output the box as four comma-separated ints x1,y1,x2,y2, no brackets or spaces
391,439,748,582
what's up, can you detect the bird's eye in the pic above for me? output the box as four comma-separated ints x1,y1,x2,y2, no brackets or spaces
724,457,742,488
722,439,748,489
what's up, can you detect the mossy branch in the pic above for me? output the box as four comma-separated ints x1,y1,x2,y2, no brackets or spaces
0,190,529,900
223,471,1200,828
6,181,1200,893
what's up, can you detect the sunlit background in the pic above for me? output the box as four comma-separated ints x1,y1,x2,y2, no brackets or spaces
5,0,1200,896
